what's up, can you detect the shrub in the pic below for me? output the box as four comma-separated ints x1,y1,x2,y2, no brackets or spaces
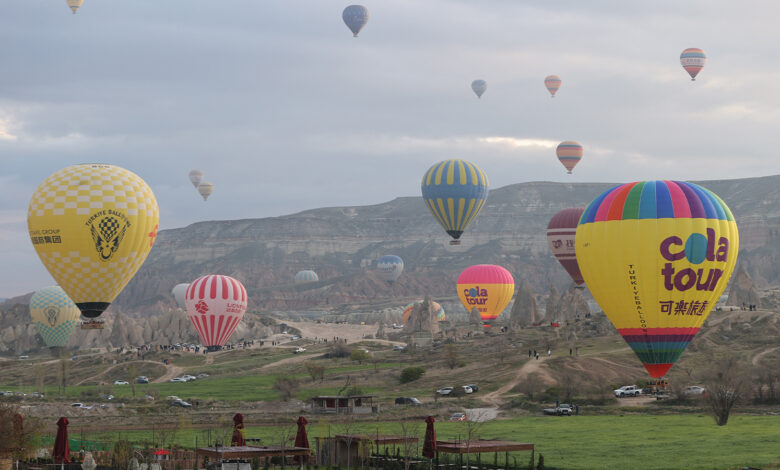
399,367,425,384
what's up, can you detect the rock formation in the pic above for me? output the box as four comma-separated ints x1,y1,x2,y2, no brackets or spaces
557,285,591,321
401,296,440,335
726,265,761,308
509,279,539,328
544,286,559,322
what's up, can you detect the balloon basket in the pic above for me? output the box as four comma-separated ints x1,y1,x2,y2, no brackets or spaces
81,320,105,330
206,345,222,352
449,240,461,246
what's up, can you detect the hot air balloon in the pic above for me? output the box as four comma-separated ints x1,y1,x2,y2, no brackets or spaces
556,141,583,174
471,80,487,99
547,208,586,286
197,182,213,201
172,283,189,309
342,5,369,37
185,275,247,351
421,159,488,245
544,75,561,97
377,255,404,283
66,0,83,14
576,181,738,378
680,48,706,81
189,170,204,188
30,286,81,349
27,164,159,325
457,265,514,327
295,270,319,284
401,301,445,324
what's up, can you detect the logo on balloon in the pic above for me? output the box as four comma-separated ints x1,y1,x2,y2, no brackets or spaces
86,211,130,261
464,286,488,306
195,300,209,314
660,228,730,292
45,306,60,327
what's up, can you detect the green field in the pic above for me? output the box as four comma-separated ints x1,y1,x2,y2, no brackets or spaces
67,415,779,470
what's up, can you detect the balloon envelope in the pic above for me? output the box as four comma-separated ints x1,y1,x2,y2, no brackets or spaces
66,0,83,14
197,182,213,201
556,141,583,174
342,5,369,37
295,270,319,283
185,275,247,349
172,283,189,309
421,159,488,243
456,265,514,326
471,80,487,98
402,301,445,324
377,255,404,283
576,181,738,378
680,48,706,80
27,164,159,319
544,75,561,97
30,286,81,348
189,170,204,188
547,208,586,285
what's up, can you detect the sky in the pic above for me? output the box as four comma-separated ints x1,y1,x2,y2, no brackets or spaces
1,0,780,297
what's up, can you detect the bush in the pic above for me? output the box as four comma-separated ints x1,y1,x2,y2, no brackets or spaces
399,367,425,384
448,386,466,398
328,342,351,358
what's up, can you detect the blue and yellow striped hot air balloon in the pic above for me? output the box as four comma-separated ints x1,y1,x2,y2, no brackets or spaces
421,159,489,245
295,270,319,284
30,286,81,349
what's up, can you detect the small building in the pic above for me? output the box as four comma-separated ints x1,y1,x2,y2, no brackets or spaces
310,395,379,414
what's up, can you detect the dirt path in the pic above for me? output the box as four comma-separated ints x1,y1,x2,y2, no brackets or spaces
752,346,780,366
282,320,405,346
75,360,164,386
154,363,185,384
259,353,318,370
480,357,554,407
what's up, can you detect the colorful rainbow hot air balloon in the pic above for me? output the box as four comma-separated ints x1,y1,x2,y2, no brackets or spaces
547,207,586,286
421,159,488,245
30,286,81,348
680,48,706,81
197,182,213,201
189,170,204,188
342,5,369,37
576,181,738,378
172,283,189,309
457,265,514,327
377,255,404,283
185,275,248,351
556,141,583,174
544,75,561,97
295,270,319,284
471,80,487,99
401,301,445,324
27,164,159,321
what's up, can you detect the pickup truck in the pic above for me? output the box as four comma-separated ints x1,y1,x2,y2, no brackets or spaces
543,404,573,416
613,385,642,397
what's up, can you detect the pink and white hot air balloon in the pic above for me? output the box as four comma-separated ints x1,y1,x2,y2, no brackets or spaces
185,275,248,351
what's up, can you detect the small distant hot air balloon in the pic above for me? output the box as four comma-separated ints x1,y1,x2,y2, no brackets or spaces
421,159,489,245
30,286,81,349
544,75,561,97
295,270,319,284
189,170,204,188
471,80,487,99
680,48,706,81
66,0,83,14
342,5,369,37
547,208,586,286
456,265,514,327
556,141,583,174
377,255,404,283
27,164,159,323
185,275,247,351
197,182,213,201
576,181,739,378
401,301,445,324
172,283,189,309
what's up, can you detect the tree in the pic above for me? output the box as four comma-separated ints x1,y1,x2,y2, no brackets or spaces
513,372,544,400
399,367,425,384
0,402,43,462
350,349,369,365
128,363,139,398
397,416,423,470
304,361,326,382
57,352,71,395
704,356,749,426
444,343,459,369
273,376,300,401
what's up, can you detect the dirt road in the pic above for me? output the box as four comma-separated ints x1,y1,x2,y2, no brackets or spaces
480,357,554,407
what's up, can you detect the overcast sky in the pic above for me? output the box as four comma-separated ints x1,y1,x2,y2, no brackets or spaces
1,1,779,297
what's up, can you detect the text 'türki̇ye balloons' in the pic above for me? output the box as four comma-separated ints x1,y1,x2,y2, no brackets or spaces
28,164,159,320
377,255,404,283
421,159,488,245
544,75,561,97
680,48,706,81
556,141,583,174
576,181,738,378
343,5,369,37
457,265,514,327
547,208,586,286
30,286,81,348
185,275,248,351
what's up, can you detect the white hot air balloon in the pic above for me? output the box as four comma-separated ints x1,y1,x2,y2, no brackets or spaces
172,283,189,309
189,170,204,188
471,80,487,99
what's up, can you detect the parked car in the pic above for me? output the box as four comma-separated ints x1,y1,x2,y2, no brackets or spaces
166,396,181,401
197,373,209,379
293,347,306,354
613,385,642,397
170,377,187,383
100,394,114,400
135,377,149,384
461,386,473,394
144,395,155,401
114,380,129,385
543,404,573,416
71,403,93,410
289,335,301,340
31,392,44,398
683,386,706,395
181,375,197,382
170,400,192,408
450,412,467,422
0,391,13,396
395,397,422,406
465,384,479,393
436,387,454,396
393,345,407,351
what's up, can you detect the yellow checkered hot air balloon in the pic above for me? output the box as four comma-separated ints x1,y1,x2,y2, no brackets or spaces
27,164,159,322
30,286,81,349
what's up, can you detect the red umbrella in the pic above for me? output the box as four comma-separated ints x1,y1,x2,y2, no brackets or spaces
422,416,436,459
53,417,71,464
294,416,309,463
231,413,246,446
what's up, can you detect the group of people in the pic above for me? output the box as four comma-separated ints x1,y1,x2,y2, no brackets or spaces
528,348,552,360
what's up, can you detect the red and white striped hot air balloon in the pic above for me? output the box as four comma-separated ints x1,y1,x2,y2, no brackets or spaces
185,275,248,351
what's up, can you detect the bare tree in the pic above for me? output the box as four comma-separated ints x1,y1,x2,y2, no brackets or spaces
274,376,301,401
459,409,489,469
128,363,138,398
704,356,749,426
512,372,544,400
33,362,45,396
0,402,43,462
558,370,580,403
304,361,326,382
444,343,458,369
57,352,71,395
397,415,422,470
